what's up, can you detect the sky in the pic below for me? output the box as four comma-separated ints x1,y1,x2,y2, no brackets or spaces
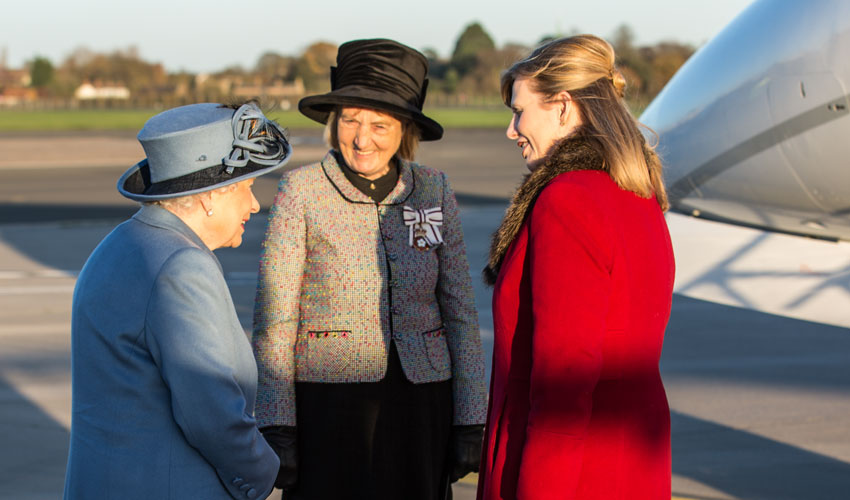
1,0,755,73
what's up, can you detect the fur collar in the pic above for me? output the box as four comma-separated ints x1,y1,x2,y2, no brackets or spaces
483,133,606,285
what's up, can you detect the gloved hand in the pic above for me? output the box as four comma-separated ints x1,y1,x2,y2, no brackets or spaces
260,425,297,490
449,424,484,482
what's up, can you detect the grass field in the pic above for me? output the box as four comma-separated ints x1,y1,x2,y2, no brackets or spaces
0,108,512,132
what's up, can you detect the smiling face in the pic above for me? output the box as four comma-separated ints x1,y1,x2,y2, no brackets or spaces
207,178,260,249
336,107,404,180
507,77,580,170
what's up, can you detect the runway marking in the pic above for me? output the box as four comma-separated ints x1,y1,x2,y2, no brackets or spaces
0,270,256,294
0,269,252,279
38,269,78,278
0,323,69,335
0,270,78,279
0,285,75,295
0,271,29,279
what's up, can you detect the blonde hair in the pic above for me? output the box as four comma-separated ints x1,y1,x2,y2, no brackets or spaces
325,107,420,161
501,34,668,210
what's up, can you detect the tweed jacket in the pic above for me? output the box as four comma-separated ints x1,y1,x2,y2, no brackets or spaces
253,151,487,427
64,205,278,500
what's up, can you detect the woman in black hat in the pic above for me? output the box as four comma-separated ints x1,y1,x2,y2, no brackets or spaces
252,39,488,499
64,102,291,499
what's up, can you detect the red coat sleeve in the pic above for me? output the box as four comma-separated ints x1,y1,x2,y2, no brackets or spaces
516,178,613,499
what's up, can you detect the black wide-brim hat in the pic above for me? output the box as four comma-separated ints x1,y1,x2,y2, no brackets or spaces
298,38,443,141
118,102,292,202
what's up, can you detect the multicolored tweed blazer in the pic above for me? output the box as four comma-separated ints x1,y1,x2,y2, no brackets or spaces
252,151,487,426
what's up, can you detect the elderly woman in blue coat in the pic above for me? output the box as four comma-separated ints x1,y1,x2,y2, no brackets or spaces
63,102,292,500
253,39,487,499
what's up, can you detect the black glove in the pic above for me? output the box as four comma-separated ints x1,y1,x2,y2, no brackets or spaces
260,425,298,490
449,424,484,482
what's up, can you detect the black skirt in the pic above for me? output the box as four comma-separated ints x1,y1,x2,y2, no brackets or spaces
289,342,453,500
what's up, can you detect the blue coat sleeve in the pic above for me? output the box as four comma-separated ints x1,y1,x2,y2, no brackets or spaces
145,247,279,500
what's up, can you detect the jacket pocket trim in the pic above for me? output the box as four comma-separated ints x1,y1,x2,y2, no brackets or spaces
421,327,450,372
307,330,351,339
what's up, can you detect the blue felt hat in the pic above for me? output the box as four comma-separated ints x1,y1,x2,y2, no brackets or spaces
118,102,292,201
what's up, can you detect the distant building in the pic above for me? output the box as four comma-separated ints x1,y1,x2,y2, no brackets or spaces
0,86,38,106
231,78,305,109
74,82,131,100
0,62,36,106
0,67,31,87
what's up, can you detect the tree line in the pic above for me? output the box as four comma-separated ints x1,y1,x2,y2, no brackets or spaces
11,23,694,112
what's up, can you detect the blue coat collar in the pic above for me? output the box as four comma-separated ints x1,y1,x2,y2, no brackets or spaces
133,204,213,254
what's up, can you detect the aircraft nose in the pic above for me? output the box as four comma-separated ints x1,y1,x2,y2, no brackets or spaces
640,0,850,241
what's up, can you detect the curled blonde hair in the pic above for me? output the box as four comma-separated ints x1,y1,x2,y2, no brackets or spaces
501,34,667,210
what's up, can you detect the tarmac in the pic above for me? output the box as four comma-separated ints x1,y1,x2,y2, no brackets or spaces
1,129,849,499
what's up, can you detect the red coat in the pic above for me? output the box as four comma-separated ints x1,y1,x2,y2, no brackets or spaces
478,141,675,500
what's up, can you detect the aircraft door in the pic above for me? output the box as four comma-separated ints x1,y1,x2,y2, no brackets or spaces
767,74,850,215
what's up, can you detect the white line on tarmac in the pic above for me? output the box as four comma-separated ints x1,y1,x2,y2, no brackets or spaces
0,271,27,279
0,285,75,295
0,272,256,294
0,323,69,335
38,269,79,278
0,270,78,280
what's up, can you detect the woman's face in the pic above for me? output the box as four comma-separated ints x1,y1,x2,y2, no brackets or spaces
506,77,575,171
336,107,403,180
208,178,260,249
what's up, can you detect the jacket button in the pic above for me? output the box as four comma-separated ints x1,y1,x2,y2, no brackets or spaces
232,477,243,485
246,488,257,498
392,306,401,315
383,232,393,240
387,253,397,261
392,332,402,341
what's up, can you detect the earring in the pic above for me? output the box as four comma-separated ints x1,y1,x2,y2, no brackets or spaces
206,209,214,217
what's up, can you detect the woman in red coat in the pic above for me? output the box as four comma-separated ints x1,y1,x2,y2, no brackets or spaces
478,35,675,500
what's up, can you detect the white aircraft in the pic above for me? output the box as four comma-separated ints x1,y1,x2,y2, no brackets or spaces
640,0,850,328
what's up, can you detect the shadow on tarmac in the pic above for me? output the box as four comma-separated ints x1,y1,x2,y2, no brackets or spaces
662,295,850,394
664,295,850,499
2,199,850,499
0,191,510,225
672,411,850,500
0,190,510,270
0,370,70,498
0,203,136,225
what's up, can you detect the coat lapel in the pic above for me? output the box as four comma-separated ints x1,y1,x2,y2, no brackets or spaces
321,150,415,206
381,159,414,206
321,151,374,204
133,205,209,250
